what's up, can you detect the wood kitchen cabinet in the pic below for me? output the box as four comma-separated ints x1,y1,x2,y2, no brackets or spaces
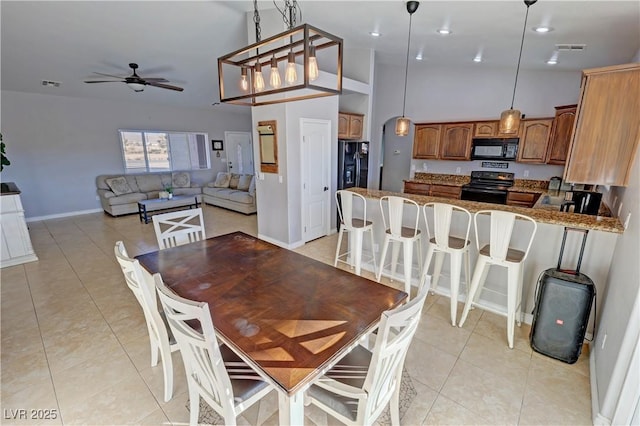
473,121,499,138
506,191,540,208
404,181,431,195
546,105,577,165
564,63,640,186
413,124,441,159
517,119,553,163
439,123,473,160
429,184,462,199
338,112,364,140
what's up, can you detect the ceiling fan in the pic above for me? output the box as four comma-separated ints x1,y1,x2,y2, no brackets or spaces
84,63,184,92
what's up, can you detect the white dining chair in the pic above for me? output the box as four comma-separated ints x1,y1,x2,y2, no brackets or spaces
419,202,472,326
305,284,428,426
152,207,206,250
154,274,274,426
458,210,537,348
335,190,377,276
114,241,178,402
376,196,422,298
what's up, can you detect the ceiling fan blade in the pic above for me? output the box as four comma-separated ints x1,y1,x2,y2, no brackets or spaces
85,80,125,83
93,71,128,79
142,77,169,82
147,82,184,92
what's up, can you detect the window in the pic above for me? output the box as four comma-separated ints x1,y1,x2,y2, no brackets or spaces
119,130,210,173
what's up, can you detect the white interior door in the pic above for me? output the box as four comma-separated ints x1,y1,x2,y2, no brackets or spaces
301,119,331,243
224,131,254,174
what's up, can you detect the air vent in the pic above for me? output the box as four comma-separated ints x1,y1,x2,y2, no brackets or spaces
41,80,61,87
556,44,586,52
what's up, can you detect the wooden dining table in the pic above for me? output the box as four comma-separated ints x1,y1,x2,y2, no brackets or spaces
135,231,407,425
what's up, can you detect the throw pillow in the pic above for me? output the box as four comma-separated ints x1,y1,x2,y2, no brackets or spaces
213,172,231,188
229,173,240,189
237,174,252,191
172,172,190,188
105,177,133,196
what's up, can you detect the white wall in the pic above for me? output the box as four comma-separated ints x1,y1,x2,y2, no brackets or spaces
251,95,339,247
0,90,251,218
369,63,582,188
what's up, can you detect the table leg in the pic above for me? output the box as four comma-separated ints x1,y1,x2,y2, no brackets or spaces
278,391,304,426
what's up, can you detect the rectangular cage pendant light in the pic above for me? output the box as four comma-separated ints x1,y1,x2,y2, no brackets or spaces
218,24,343,107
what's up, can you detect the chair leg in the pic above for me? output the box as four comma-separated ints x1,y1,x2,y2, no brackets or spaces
506,265,521,349
431,251,446,293
449,251,462,327
377,236,390,282
391,240,401,281
368,229,378,274
150,337,160,367
402,241,413,297
188,383,200,426
463,250,471,295
389,369,402,426
459,257,488,327
354,230,363,276
420,244,435,293
161,347,174,402
334,227,344,267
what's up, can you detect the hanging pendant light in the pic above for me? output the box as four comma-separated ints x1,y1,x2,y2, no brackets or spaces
254,61,265,92
396,1,420,137
499,0,538,135
269,56,282,88
307,43,319,81
285,51,297,85
240,67,249,91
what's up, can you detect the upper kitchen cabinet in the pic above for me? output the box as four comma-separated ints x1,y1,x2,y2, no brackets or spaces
517,119,553,163
338,112,364,140
413,124,442,159
546,105,577,165
564,63,640,186
473,121,499,138
440,123,474,160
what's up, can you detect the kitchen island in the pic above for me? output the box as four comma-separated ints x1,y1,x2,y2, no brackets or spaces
346,186,622,334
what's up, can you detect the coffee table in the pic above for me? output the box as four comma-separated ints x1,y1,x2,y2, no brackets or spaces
137,195,199,224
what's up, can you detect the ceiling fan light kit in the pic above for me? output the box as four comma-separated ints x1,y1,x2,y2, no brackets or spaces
395,0,419,137
218,23,343,107
499,0,537,135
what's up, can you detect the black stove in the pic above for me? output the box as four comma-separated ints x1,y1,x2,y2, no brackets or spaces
461,171,515,205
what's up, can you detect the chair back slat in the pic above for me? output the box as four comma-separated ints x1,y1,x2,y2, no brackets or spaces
152,208,206,250
336,190,367,229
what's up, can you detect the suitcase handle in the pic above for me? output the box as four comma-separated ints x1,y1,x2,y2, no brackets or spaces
557,227,589,275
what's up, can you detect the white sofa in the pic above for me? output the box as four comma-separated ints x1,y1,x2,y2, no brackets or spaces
96,172,203,216
202,172,256,215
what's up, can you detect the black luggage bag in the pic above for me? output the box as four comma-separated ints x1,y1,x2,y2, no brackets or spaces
529,227,596,364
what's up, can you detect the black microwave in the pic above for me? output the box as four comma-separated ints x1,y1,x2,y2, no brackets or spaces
471,138,519,161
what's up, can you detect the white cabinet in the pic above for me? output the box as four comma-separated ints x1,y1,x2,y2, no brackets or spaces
1,188,38,268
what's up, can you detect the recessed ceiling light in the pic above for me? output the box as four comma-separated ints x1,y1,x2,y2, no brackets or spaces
546,59,558,65
533,26,553,33
436,28,451,35
416,54,423,61
369,31,381,37
473,55,482,63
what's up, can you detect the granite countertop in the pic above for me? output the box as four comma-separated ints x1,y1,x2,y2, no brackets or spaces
349,187,624,234
407,173,469,186
0,182,21,195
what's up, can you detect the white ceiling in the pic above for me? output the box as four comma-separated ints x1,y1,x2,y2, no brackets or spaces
2,1,639,111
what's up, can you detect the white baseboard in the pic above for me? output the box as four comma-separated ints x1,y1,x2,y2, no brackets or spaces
257,233,304,250
26,208,102,222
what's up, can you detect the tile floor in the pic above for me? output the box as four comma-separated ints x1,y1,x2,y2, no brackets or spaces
1,206,593,425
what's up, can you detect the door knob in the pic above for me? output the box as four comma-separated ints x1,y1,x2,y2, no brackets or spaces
323,186,329,191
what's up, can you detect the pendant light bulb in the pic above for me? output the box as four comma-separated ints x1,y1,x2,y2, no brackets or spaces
240,67,249,91
285,51,297,85
499,0,537,134
308,44,319,81
396,1,419,137
269,56,282,89
254,61,265,92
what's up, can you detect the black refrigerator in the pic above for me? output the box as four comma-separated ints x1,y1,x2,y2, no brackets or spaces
337,140,369,190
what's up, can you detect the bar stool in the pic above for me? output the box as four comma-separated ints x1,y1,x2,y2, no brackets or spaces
459,210,537,348
376,196,422,299
335,190,377,276
419,202,472,326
